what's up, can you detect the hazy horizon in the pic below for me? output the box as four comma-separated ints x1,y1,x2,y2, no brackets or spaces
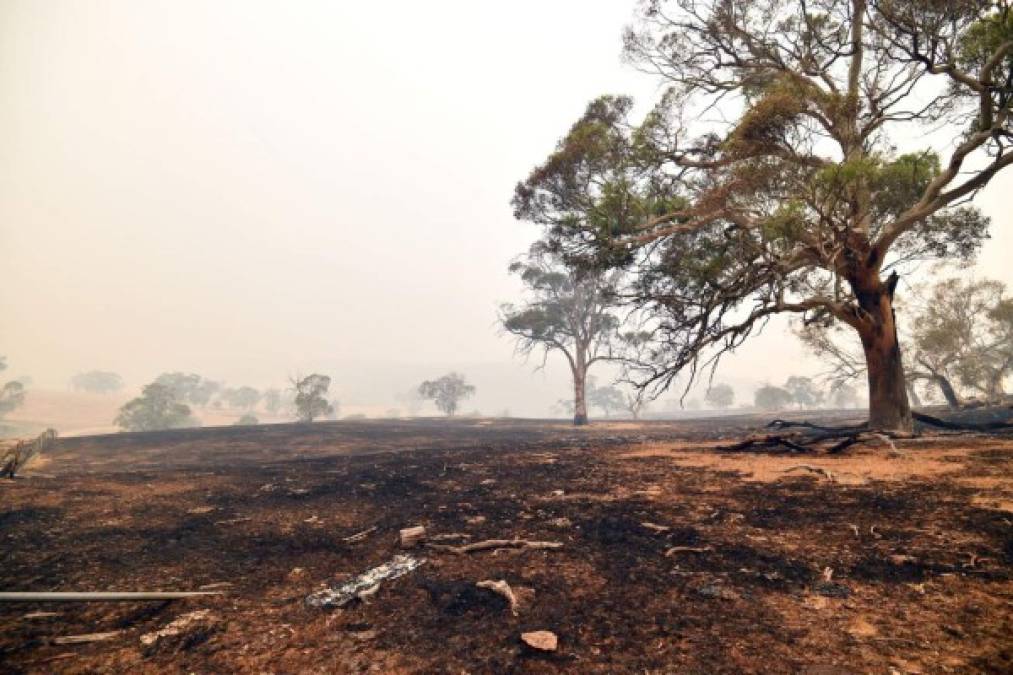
3,1,1012,421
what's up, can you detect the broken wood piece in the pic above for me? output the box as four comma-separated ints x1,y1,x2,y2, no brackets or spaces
0,591,223,602
640,521,670,534
426,538,563,555
430,532,471,542
51,631,122,645
664,546,712,557
343,526,377,543
399,525,426,549
305,554,424,608
520,630,557,651
476,579,519,615
140,610,224,652
783,465,835,481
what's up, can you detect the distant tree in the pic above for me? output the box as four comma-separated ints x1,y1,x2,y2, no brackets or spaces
262,388,283,415
801,277,1013,409
554,398,575,416
624,388,648,420
234,414,258,426
222,386,261,410
912,278,1013,404
828,384,860,409
501,244,622,425
704,383,735,410
71,371,123,394
154,372,220,407
0,381,25,418
395,389,425,416
418,372,475,417
754,385,792,411
784,376,824,410
114,383,195,431
0,357,26,418
587,379,625,418
291,374,334,422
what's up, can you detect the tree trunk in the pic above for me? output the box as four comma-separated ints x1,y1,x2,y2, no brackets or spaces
906,381,922,407
572,362,588,426
932,375,961,410
854,271,913,432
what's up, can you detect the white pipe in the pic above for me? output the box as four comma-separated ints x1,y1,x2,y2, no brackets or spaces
0,591,223,602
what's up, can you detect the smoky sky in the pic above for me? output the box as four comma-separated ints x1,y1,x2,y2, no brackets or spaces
2,1,1011,417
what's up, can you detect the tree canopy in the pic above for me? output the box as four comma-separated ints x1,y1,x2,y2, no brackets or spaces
291,374,334,423
418,373,475,417
704,383,735,409
71,370,123,394
114,383,195,432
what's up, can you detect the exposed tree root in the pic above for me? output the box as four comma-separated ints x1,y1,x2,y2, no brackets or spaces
425,538,563,555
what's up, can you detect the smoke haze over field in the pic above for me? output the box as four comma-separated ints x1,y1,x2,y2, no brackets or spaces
2,1,1012,419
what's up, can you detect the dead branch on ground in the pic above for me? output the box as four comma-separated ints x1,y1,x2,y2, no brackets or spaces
426,538,562,555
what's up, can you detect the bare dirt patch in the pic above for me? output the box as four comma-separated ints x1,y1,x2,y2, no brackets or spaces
1,418,1011,673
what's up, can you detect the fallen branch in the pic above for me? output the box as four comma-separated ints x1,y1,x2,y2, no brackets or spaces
342,526,377,543
665,546,712,556
51,631,122,645
476,579,519,615
766,420,867,433
913,411,1013,432
716,435,812,453
783,465,835,481
426,538,563,555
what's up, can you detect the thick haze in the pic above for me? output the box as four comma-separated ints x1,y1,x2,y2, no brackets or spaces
2,1,1012,417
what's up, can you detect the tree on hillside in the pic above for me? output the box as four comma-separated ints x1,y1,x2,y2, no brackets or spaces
222,386,261,410
515,1,1013,432
154,372,221,407
755,385,793,411
704,383,735,409
291,374,334,423
418,373,475,417
114,383,195,431
71,371,123,394
501,244,622,425
784,376,824,410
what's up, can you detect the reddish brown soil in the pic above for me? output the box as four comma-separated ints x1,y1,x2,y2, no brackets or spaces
1,418,1011,673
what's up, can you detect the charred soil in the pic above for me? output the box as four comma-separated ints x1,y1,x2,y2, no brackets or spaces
1,417,1011,673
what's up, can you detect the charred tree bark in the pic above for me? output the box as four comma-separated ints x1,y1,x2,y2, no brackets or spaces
853,270,913,432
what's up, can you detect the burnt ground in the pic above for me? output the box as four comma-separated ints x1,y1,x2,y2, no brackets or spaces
1,416,1011,673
